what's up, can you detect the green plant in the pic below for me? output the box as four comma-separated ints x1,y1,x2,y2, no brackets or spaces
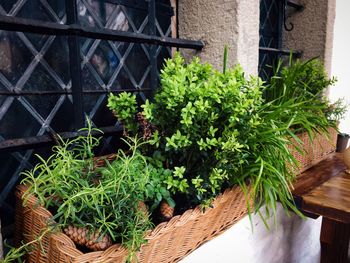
265,57,336,104
264,57,341,135
324,98,348,123
108,52,303,221
109,54,265,205
107,92,138,134
20,121,175,260
1,227,54,263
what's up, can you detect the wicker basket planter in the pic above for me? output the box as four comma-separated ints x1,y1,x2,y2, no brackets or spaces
288,126,337,174
15,184,250,263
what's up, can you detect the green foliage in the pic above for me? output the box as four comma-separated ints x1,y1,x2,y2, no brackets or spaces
108,53,298,219
264,57,345,133
106,52,346,226
107,92,138,133
141,54,265,204
20,122,173,259
265,58,336,104
324,98,348,123
1,227,55,263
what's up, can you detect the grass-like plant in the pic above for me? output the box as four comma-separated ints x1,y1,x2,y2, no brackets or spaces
264,57,346,134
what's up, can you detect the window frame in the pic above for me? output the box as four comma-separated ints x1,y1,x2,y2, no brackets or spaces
0,0,204,152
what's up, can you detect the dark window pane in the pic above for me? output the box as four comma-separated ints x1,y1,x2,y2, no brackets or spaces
0,153,20,194
125,44,149,84
50,95,75,132
157,46,171,73
24,95,63,120
22,64,63,92
43,36,70,86
0,31,34,87
0,97,41,139
259,0,282,79
15,0,65,23
83,94,115,127
0,0,17,14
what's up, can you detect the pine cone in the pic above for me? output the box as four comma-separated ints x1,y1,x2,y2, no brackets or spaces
159,200,174,221
138,201,149,216
64,225,113,251
136,112,154,140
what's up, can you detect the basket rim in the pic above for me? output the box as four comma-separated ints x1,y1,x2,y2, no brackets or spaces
16,183,247,259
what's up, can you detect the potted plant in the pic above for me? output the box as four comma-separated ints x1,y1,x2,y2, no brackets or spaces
13,52,336,263
107,53,304,224
14,126,249,263
264,57,347,172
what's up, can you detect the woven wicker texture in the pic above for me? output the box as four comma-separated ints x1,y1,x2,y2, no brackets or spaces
288,127,337,174
15,184,249,263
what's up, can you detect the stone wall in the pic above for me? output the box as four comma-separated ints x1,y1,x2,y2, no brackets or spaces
178,0,259,75
283,0,336,75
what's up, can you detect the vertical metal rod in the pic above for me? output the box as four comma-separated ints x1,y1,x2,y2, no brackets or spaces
65,0,84,128
277,0,284,61
148,0,158,97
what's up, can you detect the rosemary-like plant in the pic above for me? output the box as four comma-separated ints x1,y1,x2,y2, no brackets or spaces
20,121,174,260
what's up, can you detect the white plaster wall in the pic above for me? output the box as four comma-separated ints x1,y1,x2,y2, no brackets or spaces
180,204,322,263
329,0,350,135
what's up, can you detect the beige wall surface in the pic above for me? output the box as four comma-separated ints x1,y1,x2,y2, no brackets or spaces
178,0,259,76
330,0,350,135
283,0,336,74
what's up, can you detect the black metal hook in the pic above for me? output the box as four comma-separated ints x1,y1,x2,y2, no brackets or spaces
283,0,294,31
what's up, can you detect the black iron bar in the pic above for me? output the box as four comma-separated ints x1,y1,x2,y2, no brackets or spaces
286,1,304,11
259,47,302,58
105,0,174,15
0,15,204,50
148,0,157,98
0,126,123,153
0,88,152,96
66,0,84,129
278,0,284,49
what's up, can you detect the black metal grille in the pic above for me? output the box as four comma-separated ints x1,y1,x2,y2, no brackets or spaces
259,0,283,80
0,0,203,228
259,0,303,80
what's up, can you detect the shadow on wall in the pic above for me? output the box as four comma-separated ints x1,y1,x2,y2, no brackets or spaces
181,204,322,263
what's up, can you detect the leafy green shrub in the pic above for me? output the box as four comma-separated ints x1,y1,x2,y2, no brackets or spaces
324,98,348,123
108,53,302,220
107,92,138,133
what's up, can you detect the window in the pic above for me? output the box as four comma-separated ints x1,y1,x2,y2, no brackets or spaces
258,0,303,80
0,0,203,227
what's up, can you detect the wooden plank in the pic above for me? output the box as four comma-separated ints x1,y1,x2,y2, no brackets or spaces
320,218,350,263
302,172,350,223
292,153,346,197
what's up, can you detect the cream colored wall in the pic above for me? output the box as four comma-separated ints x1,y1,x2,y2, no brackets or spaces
178,0,259,75
282,0,336,75
329,0,350,135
